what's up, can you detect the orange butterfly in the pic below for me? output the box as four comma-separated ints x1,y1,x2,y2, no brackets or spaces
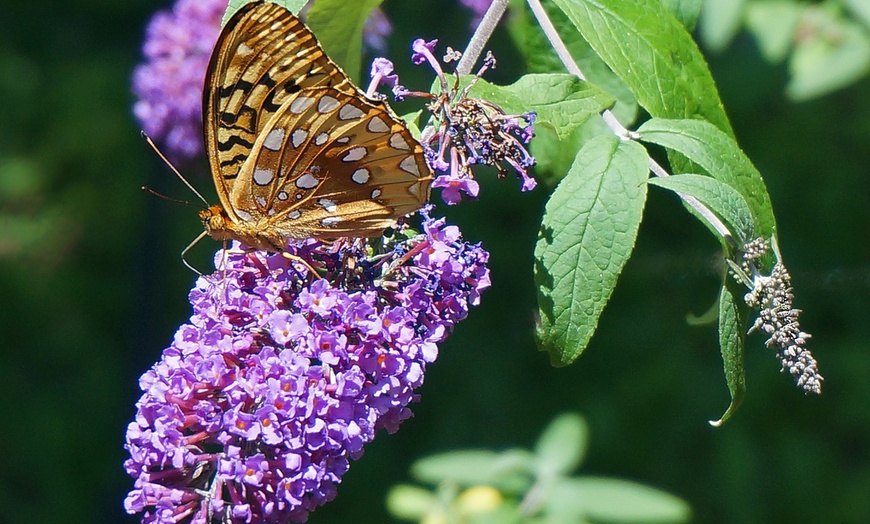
196,1,432,254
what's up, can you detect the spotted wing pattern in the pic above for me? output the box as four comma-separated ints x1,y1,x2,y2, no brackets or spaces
201,1,432,247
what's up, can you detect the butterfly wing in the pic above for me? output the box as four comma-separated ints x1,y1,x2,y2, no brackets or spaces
203,1,352,220
232,86,432,239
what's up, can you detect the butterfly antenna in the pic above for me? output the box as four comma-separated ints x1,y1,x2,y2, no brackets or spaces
140,185,204,208
141,131,210,206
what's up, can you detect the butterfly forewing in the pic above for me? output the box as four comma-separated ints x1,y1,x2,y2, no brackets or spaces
233,87,431,238
204,1,351,197
200,1,432,250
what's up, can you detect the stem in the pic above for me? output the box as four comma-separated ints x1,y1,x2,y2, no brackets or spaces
456,0,510,75
525,0,735,244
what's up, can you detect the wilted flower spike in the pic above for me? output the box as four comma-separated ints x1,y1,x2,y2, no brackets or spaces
736,237,823,394
403,40,537,204
125,216,490,523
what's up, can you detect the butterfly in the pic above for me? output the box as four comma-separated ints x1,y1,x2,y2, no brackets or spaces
197,1,432,253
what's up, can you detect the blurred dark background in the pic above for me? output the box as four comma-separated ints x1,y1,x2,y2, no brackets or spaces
1,1,867,523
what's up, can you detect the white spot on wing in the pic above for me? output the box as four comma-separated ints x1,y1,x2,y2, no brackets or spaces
288,210,302,220
339,104,365,120
367,116,390,133
370,188,382,199
290,97,315,114
291,129,308,148
237,209,253,221
319,198,338,213
390,133,410,150
263,128,285,151
296,173,319,189
343,147,366,162
318,95,340,113
314,132,329,145
335,136,350,144
237,43,254,56
351,168,370,184
253,168,274,186
321,216,341,227
277,191,289,201
399,155,420,176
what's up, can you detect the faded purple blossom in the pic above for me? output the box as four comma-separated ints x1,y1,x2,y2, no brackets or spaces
461,0,494,26
363,7,393,52
402,42,537,204
132,0,224,161
124,214,490,523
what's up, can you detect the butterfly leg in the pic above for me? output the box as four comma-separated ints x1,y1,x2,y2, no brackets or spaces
181,230,209,275
281,251,323,280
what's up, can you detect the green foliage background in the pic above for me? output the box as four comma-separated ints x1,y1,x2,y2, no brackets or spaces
1,0,868,522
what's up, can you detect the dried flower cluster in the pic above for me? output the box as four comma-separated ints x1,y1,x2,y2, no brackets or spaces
735,238,823,394
380,40,536,205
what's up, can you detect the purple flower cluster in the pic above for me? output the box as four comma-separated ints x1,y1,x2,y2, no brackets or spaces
381,40,537,205
132,0,224,161
124,215,490,523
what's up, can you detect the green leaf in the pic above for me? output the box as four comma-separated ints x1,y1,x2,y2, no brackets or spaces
412,450,535,489
545,477,692,522
699,0,746,52
534,413,589,476
306,0,382,83
535,135,649,365
466,74,615,140
845,0,870,31
385,484,439,520
709,283,746,427
637,118,776,237
648,174,755,243
550,0,733,136
222,0,307,26
745,1,802,63
529,126,583,185
660,0,703,31
516,0,638,125
788,14,870,101
399,110,423,141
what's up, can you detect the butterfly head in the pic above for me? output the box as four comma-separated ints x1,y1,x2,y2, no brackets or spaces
200,206,232,241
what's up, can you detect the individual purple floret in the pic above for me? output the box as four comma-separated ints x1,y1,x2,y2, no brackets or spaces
124,214,490,523
398,40,537,205
132,0,224,161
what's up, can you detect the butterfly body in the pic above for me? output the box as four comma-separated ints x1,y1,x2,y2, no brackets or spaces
201,1,431,252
